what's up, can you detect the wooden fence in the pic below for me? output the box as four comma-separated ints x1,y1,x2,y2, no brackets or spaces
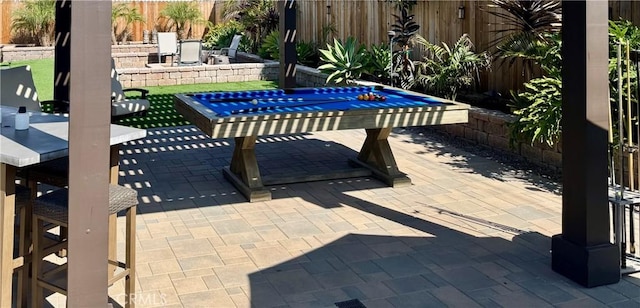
0,0,223,44
296,0,640,94
1,0,639,93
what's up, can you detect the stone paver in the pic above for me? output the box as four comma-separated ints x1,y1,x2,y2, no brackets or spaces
26,126,640,307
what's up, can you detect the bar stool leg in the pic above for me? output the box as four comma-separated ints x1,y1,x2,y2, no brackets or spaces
125,206,136,308
109,214,117,279
31,215,43,308
16,193,32,308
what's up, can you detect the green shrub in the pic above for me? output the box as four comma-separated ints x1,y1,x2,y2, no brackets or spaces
414,34,491,100
222,0,279,53
203,21,245,50
318,37,370,85
258,30,280,60
296,41,319,67
366,43,392,82
257,30,318,66
509,77,562,147
390,2,420,89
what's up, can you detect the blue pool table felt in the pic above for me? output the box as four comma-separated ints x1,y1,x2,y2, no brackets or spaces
186,86,447,117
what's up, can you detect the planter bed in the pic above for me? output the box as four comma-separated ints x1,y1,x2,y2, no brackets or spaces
117,62,280,87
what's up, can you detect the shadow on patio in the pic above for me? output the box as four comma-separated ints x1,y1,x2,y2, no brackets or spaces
109,125,639,307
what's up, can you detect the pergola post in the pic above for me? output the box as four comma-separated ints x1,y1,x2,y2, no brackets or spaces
278,0,297,88
54,0,70,102
552,0,620,287
66,0,112,305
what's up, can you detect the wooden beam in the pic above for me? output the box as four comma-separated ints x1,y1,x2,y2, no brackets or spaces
66,0,112,305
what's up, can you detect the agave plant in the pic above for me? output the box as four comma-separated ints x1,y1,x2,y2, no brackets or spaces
11,0,56,46
160,1,203,39
318,37,370,85
112,3,145,44
414,34,491,100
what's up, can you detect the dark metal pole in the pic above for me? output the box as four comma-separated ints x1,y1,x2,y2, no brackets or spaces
54,0,71,102
632,49,640,255
552,0,620,287
278,0,297,89
388,31,395,86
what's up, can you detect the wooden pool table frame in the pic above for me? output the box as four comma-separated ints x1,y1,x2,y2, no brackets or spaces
174,87,469,202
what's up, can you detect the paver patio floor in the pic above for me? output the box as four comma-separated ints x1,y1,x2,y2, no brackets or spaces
35,125,640,307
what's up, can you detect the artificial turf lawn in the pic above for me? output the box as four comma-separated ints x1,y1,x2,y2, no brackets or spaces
7,59,279,129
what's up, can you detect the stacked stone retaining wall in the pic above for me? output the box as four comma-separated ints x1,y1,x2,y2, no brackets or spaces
1,44,157,62
117,63,280,87
293,66,563,172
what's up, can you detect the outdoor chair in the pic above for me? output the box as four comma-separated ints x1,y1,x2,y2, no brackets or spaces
156,32,178,66
31,184,137,308
111,58,151,121
0,65,69,113
211,34,242,63
12,59,146,192
177,39,203,66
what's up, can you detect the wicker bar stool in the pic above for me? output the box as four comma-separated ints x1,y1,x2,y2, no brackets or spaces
31,184,137,307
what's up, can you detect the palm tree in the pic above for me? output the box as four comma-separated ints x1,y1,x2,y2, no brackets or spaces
11,0,56,46
160,1,204,39
112,4,145,44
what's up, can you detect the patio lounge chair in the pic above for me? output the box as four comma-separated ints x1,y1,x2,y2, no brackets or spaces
213,34,242,63
0,65,69,113
157,32,178,65
177,39,203,66
111,58,150,121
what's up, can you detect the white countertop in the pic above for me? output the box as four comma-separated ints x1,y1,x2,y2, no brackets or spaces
1,106,146,167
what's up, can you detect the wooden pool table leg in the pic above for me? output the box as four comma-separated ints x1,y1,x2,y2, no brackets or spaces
350,127,412,187
223,136,272,202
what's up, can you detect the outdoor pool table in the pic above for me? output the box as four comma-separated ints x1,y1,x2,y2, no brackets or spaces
174,85,469,202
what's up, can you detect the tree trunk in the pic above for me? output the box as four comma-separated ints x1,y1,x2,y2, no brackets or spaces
121,29,129,44
39,34,51,47
112,26,118,45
